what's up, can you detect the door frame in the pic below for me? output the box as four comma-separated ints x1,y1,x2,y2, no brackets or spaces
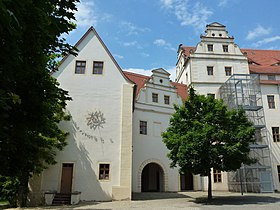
59,162,75,193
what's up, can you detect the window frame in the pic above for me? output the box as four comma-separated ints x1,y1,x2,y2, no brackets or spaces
98,163,110,181
225,67,232,76
140,120,147,135
164,95,170,105
223,45,229,52
213,169,222,183
93,61,104,75
268,75,276,80
207,66,214,76
207,93,215,99
152,93,159,103
207,44,213,52
272,127,280,142
75,60,86,74
267,95,275,109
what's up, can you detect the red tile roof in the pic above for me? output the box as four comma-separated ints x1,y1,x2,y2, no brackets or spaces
241,49,280,74
123,71,188,101
181,46,280,74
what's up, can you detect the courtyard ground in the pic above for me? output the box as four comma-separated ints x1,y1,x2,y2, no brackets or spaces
3,191,280,210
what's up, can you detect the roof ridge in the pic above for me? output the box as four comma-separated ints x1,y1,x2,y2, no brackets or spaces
123,71,151,78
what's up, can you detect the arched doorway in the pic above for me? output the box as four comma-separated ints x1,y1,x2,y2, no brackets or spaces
141,163,164,192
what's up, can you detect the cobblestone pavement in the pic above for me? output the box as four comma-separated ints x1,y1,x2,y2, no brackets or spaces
4,191,280,210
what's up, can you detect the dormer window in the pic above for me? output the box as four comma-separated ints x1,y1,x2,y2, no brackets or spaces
223,45,228,52
272,62,280,66
207,44,213,52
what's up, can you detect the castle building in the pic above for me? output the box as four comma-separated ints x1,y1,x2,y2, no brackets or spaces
30,23,280,205
176,22,280,193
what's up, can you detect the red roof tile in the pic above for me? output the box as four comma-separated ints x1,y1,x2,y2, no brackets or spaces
241,49,280,74
180,46,280,74
123,71,188,101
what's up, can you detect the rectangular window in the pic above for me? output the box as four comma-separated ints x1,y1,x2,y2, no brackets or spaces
207,44,213,52
164,95,170,105
75,61,86,74
277,166,280,182
272,127,280,142
93,61,104,74
225,67,232,76
213,169,222,183
267,95,275,109
268,75,276,80
207,93,215,99
207,66,214,75
223,45,228,52
99,164,110,180
140,121,147,135
152,93,158,103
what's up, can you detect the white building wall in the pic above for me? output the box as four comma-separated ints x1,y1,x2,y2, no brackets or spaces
41,29,133,201
261,84,280,191
132,69,184,192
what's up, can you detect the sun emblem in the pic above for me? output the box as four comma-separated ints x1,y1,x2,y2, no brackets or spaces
86,111,106,130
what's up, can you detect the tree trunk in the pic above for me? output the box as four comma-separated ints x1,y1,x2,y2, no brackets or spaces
208,171,212,200
17,174,29,207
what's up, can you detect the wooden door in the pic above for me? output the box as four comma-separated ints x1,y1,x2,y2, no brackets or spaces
60,163,73,193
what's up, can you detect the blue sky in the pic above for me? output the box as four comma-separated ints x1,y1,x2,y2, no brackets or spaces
67,0,280,80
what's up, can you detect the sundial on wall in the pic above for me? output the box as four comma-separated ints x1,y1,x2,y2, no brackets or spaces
86,110,106,130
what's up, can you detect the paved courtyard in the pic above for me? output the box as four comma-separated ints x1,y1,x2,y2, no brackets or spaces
4,191,280,210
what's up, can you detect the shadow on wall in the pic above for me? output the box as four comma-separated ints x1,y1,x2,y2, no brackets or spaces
66,118,111,201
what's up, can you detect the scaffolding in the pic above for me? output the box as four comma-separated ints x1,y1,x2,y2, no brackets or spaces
219,74,274,193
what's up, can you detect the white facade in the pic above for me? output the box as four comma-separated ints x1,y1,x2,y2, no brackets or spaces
36,27,134,202
129,69,185,192
31,23,280,206
176,22,280,192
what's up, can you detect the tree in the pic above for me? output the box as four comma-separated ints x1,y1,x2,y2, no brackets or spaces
0,0,79,206
162,87,256,200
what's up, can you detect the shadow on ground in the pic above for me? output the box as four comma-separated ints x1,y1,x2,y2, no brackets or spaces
193,195,280,206
132,192,190,200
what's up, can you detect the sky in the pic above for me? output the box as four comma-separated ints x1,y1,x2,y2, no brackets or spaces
66,0,280,80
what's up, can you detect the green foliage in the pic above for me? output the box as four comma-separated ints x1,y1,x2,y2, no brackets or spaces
162,87,256,198
0,0,79,206
0,176,19,207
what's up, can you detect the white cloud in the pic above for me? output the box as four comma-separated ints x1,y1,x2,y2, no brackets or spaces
253,35,280,47
123,66,177,81
123,68,152,76
141,52,150,57
166,66,176,81
218,0,229,7
120,21,151,36
123,41,137,47
75,0,112,27
246,25,271,40
160,0,213,32
154,39,176,51
113,54,124,59
75,1,97,27
154,39,166,46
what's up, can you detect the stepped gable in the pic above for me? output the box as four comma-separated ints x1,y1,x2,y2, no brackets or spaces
123,71,188,101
